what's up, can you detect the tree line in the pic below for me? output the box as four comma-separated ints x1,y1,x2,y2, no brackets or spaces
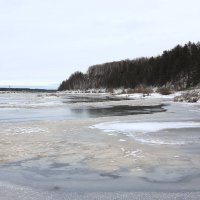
58,42,200,91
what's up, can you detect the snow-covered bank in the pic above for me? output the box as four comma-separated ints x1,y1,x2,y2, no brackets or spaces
57,88,200,103
174,89,200,103
58,88,200,104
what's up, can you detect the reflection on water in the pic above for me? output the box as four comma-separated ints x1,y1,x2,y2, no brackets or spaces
0,105,166,122
71,105,166,117
61,95,130,103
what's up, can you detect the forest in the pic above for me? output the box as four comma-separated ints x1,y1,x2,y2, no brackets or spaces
58,42,200,91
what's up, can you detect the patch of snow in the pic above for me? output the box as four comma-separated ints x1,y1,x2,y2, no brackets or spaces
4,127,48,135
120,148,125,152
124,149,144,158
134,138,186,145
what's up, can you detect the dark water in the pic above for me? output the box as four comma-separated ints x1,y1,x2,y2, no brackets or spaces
61,95,129,103
70,105,166,117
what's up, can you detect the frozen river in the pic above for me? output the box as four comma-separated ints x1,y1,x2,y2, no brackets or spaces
0,92,200,199
0,92,165,122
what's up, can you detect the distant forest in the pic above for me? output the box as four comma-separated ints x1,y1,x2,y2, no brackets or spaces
58,42,200,91
0,88,56,92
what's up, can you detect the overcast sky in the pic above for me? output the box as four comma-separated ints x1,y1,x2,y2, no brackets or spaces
0,0,200,88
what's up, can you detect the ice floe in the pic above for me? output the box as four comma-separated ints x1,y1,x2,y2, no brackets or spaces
91,121,200,145
91,121,200,133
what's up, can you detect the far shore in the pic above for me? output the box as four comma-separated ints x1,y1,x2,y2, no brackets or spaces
0,88,56,93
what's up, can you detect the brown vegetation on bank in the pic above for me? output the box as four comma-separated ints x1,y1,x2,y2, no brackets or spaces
174,90,200,103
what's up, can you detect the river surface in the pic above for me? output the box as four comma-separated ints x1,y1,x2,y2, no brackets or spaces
0,92,200,199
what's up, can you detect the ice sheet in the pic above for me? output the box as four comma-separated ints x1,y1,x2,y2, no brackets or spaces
91,121,200,145
91,121,200,133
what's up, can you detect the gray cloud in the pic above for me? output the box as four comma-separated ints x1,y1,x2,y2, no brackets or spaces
0,0,200,88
